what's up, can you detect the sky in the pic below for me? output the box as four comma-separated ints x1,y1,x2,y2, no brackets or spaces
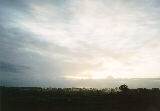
0,0,160,87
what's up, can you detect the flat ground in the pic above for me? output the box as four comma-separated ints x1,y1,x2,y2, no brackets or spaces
1,87,160,111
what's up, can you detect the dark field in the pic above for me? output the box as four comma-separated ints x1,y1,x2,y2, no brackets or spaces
1,86,160,111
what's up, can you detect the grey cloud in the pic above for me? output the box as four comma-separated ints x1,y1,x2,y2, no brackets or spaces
0,6,66,86
0,61,30,73
0,0,30,9
0,0,31,23
0,22,72,87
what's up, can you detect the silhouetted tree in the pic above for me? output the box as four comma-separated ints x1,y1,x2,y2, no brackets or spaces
119,84,129,92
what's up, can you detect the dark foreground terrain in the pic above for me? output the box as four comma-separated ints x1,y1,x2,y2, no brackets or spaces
1,85,160,111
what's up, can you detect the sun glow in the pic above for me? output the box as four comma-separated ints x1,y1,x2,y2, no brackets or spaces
64,76,106,79
64,75,107,80
64,68,140,79
64,71,109,80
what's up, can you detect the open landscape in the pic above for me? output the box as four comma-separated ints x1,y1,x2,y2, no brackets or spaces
1,85,160,111
1,0,160,111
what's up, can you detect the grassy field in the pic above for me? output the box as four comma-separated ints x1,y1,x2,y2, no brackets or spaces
1,86,160,111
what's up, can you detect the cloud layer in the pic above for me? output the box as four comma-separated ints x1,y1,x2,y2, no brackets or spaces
0,0,160,87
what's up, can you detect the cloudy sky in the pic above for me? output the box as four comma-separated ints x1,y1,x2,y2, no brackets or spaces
0,0,160,87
